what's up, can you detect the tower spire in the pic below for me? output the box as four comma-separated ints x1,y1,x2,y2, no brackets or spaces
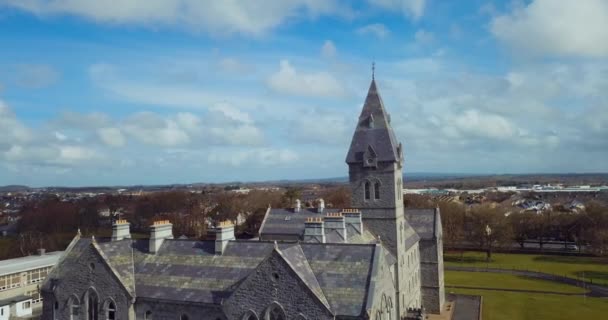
372,62,375,80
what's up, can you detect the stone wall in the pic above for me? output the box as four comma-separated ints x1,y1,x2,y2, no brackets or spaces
135,300,224,320
223,250,333,320
418,238,445,314
40,243,132,320
349,162,402,210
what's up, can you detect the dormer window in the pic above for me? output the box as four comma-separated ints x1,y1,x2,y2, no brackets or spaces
364,145,377,168
367,114,374,128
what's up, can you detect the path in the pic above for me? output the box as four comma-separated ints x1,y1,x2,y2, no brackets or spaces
446,266,608,298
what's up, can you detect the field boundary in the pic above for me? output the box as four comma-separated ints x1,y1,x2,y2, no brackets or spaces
446,266,608,297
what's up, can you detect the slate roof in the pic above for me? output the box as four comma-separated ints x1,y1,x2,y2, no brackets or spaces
404,208,441,240
260,208,377,244
51,238,379,317
346,79,402,164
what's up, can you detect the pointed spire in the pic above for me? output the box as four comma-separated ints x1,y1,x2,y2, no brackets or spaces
372,61,375,80
346,75,401,164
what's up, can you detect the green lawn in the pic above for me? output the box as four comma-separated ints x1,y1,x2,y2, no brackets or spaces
445,271,586,294
445,251,608,286
446,271,608,320
449,287,608,320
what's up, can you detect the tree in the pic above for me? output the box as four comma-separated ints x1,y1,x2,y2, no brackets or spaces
468,204,513,261
508,212,536,249
321,186,351,208
438,201,465,249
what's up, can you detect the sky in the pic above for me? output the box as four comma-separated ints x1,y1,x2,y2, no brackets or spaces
0,0,607,187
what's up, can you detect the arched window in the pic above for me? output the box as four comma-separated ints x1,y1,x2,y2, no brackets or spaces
180,314,189,320
53,300,59,320
85,288,99,320
374,182,380,199
242,310,259,320
145,310,152,320
265,303,286,320
364,181,371,200
69,295,80,320
105,300,116,320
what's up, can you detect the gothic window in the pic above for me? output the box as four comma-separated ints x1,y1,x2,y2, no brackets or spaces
374,182,380,199
105,300,116,320
69,296,80,320
364,181,371,200
265,303,286,320
242,311,259,320
53,300,59,320
86,289,99,320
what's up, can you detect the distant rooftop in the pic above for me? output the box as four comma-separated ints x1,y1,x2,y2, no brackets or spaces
0,251,63,276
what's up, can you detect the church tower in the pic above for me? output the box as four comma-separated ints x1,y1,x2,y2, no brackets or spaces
346,74,422,315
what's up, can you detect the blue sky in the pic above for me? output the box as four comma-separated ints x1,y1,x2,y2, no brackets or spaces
1,0,608,187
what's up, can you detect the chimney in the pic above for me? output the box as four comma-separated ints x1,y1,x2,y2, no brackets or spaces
343,209,363,235
294,199,301,212
149,220,173,254
215,220,235,255
317,199,325,213
324,212,347,243
304,217,325,243
37,248,46,256
111,219,131,241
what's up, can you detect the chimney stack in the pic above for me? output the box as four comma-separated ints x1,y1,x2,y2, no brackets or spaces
37,248,46,256
112,219,131,241
343,209,363,235
317,199,325,213
149,220,173,254
215,220,235,255
304,217,325,243
324,212,347,243
294,199,301,213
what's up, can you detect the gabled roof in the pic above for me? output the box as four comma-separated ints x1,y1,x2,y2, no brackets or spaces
404,208,442,240
275,244,331,311
346,79,402,164
259,208,376,244
56,238,378,317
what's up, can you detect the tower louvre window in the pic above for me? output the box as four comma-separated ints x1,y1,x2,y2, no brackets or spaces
374,182,380,199
364,181,371,200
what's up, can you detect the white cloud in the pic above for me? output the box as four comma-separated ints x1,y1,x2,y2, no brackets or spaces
207,148,298,167
369,0,426,20
12,64,60,88
122,112,191,147
414,29,434,46
267,60,346,98
491,0,608,58
0,100,32,146
321,40,337,58
451,109,516,140
97,127,126,147
217,57,254,74
356,23,390,39
4,0,350,36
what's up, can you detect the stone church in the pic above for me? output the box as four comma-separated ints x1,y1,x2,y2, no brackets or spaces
40,77,454,320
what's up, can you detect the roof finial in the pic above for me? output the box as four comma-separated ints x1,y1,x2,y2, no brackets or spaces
372,61,375,80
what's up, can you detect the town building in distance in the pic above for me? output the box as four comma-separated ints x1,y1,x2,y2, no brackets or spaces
39,77,480,319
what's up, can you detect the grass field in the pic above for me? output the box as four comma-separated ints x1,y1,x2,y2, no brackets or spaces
445,271,586,294
445,251,608,286
446,271,608,320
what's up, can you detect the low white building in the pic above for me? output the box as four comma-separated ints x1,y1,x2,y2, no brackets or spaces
0,250,63,319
